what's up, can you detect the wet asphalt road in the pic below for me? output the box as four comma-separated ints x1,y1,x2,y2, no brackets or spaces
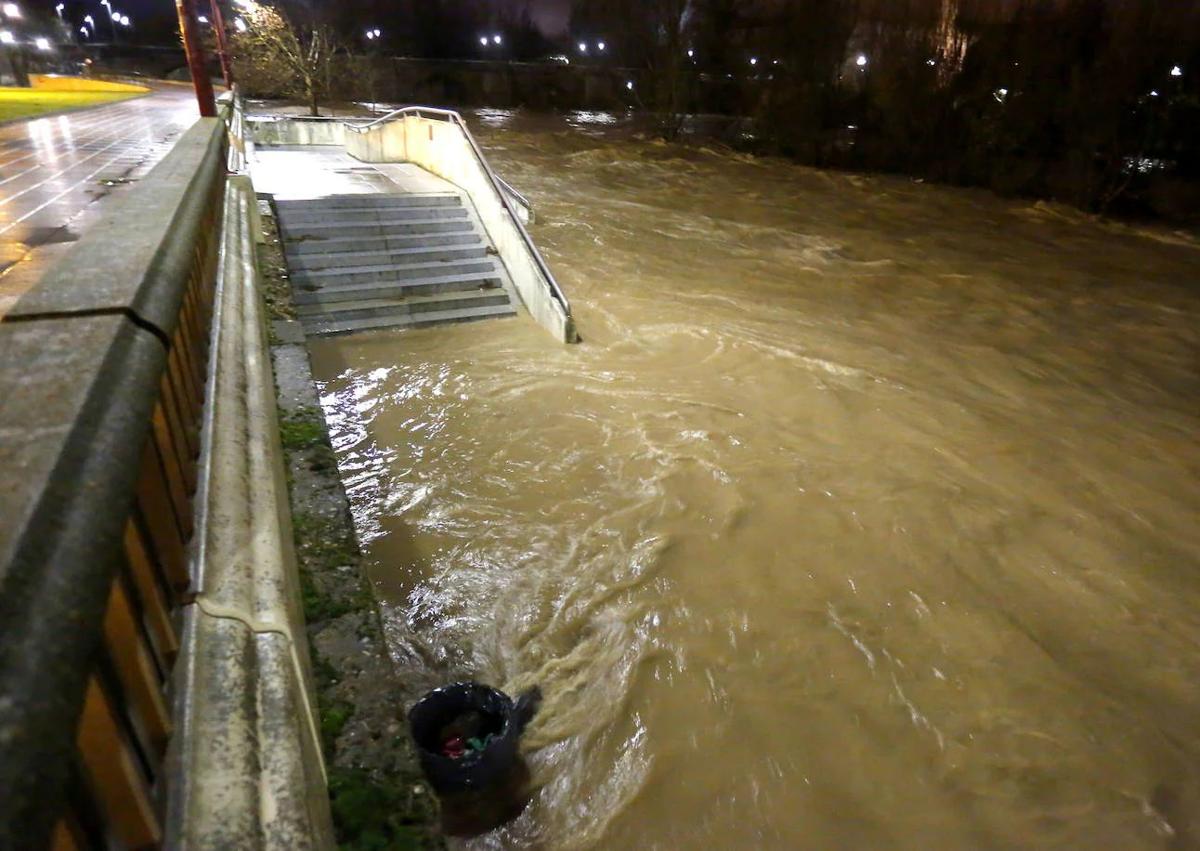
0,86,198,317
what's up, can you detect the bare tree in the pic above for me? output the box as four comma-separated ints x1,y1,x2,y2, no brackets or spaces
231,2,345,116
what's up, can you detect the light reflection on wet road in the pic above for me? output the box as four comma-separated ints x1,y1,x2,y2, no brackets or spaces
0,86,196,317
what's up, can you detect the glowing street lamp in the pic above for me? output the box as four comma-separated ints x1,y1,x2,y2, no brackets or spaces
625,80,633,90
1170,65,1183,77
0,29,12,43
597,41,605,51
78,25,88,37
83,14,93,25
479,36,487,46
2,3,20,19
197,14,208,22
578,41,587,53
55,3,64,17
687,48,694,58
493,34,501,45
234,16,247,32
119,14,129,26
749,56,758,66
35,36,50,50
856,54,868,67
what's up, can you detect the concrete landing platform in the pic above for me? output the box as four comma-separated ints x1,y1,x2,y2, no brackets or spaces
250,146,457,199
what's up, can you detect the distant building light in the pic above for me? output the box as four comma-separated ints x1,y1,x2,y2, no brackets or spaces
626,80,633,90
856,54,868,67
234,16,246,31
749,57,758,66
687,49,694,58
578,41,587,53
1170,65,1182,77
597,41,605,51
198,14,208,22
1149,89,1159,97
35,36,50,50
772,59,779,66
479,36,488,46
2,4,20,19
926,59,936,66
374,28,381,37
366,30,374,39
0,29,12,43
998,87,1008,96
493,34,501,44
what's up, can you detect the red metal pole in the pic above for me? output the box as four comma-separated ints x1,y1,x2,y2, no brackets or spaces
176,0,216,117
208,0,233,88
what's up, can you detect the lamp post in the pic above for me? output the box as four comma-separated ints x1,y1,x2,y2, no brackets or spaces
208,0,232,87
175,0,215,116
100,0,116,40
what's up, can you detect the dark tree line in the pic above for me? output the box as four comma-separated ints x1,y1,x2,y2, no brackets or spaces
572,0,1200,219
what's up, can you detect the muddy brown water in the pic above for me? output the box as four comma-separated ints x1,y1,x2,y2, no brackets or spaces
307,110,1200,849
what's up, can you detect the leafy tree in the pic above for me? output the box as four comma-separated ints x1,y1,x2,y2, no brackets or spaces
230,1,346,115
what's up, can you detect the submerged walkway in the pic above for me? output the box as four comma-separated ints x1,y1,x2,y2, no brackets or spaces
0,86,198,318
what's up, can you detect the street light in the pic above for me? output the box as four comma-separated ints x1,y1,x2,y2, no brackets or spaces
492,34,501,44
1170,65,1183,77
749,56,757,66
856,54,868,67
597,41,605,51
0,29,12,43
35,36,49,50
234,17,246,31
198,14,208,22
84,14,93,25
687,48,694,58
119,14,129,26
479,36,487,46
55,3,63,17
578,41,587,53
78,25,87,36
2,3,20,19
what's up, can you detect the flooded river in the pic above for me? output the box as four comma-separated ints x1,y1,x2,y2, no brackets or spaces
307,110,1200,849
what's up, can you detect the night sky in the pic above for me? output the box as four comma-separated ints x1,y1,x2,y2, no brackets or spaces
525,0,570,34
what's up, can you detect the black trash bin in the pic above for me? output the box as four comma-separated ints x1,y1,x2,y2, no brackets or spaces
408,682,537,797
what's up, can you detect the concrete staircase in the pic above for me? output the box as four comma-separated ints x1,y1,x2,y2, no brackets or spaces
274,193,518,337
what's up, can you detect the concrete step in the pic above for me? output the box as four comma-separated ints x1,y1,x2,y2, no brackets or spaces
303,303,518,337
277,206,470,226
281,219,475,241
285,243,489,272
292,271,504,304
275,194,461,211
295,289,511,322
285,232,482,257
292,259,497,288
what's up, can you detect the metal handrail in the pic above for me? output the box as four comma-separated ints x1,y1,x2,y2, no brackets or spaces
344,107,572,317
